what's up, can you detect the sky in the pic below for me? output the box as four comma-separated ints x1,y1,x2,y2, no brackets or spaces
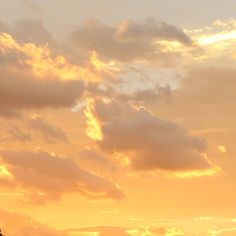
0,0,236,236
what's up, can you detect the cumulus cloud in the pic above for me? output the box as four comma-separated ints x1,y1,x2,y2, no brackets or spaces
85,99,213,172
0,150,124,203
70,18,192,63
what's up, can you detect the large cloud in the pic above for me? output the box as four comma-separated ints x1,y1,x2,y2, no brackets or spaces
85,99,213,172
70,18,192,63
0,34,83,109
0,150,124,203
0,32,84,111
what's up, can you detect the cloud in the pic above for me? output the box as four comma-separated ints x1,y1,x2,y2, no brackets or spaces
159,66,236,127
70,18,192,63
0,18,55,48
177,67,236,109
85,99,214,173
116,18,192,45
0,32,84,110
0,107,22,119
13,19,56,48
0,125,32,143
0,150,124,203
0,209,64,236
79,148,118,174
28,115,68,143
117,84,171,105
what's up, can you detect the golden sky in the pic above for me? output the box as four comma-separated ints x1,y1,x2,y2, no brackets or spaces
0,1,236,235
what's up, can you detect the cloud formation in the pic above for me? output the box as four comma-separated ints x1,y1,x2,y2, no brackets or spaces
28,115,68,143
70,18,192,63
0,125,32,143
0,33,84,110
0,150,124,203
85,99,213,172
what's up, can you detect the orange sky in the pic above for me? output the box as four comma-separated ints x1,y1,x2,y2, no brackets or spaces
0,1,236,236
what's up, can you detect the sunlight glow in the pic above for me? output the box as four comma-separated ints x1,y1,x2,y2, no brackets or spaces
198,31,236,45
0,165,13,179
170,166,221,179
84,100,103,141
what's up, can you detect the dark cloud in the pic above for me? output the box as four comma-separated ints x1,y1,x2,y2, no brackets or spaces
0,150,124,203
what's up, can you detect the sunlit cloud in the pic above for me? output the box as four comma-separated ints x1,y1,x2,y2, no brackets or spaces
84,98,217,176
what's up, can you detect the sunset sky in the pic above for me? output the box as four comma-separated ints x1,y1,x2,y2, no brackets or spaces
0,1,236,235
